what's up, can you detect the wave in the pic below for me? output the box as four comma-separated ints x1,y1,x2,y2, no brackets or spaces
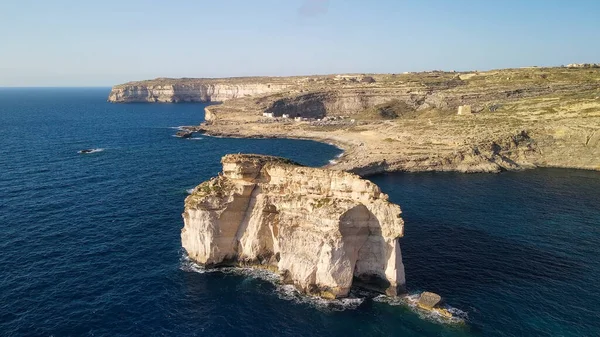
186,188,195,194
168,126,189,130
188,137,203,140
328,159,338,165
275,284,364,312
374,294,468,325
78,148,104,154
180,254,466,320
180,254,362,311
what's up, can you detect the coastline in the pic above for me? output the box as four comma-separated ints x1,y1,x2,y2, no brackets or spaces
113,67,600,176
193,115,600,176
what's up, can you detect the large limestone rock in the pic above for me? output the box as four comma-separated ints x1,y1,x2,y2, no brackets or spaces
181,154,406,298
418,292,442,310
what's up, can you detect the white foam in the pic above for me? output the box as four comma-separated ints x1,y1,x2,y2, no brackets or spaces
374,293,468,325
180,254,363,311
186,188,195,194
188,137,203,140
179,254,279,282
275,284,364,311
180,254,466,319
169,126,188,130
78,148,104,154
336,153,344,158
180,255,208,274
328,159,338,165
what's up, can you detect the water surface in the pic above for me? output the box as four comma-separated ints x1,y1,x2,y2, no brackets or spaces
1,88,599,336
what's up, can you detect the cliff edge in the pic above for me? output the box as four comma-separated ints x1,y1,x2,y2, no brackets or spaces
107,77,293,103
181,154,405,298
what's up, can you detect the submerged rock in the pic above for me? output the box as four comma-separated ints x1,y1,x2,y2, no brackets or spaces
181,154,406,298
176,131,193,138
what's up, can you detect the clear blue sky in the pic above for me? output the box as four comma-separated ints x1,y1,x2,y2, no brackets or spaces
1,0,599,86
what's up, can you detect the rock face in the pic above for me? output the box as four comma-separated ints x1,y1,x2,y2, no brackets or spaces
108,79,290,103
181,154,406,298
418,292,442,310
175,131,193,138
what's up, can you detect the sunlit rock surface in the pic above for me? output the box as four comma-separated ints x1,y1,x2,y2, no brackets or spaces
181,154,405,298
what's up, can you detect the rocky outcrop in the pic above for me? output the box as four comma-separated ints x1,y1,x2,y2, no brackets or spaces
418,292,442,310
108,79,291,103
181,154,405,298
175,131,193,138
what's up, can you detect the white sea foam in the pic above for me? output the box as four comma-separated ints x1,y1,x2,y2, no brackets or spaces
180,254,466,319
336,153,344,158
180,255,208,274
180,254,363,311
374,293,468,325
188,137,203,140
186,188,195,194
328,159,338,165
275,284,364,311
179,255,279,282
78,148,104,154
169,126,188,130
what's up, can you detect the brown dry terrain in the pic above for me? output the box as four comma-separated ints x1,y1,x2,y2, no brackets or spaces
111,67,600,175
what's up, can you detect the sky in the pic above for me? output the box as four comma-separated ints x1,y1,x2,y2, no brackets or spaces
1,0,599,86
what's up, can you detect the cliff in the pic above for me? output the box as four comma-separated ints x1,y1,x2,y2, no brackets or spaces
181,154,405,298
110,67,599,174
195,67,600,174
107,77,293,103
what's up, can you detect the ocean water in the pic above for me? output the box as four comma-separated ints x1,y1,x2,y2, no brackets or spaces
0,88,599,337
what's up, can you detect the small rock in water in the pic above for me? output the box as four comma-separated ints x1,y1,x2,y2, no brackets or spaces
418,292,442,310
176,131,193,138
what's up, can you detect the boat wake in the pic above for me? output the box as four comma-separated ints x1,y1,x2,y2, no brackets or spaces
78,148,104,154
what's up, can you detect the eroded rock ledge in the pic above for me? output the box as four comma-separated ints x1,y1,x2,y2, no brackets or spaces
108,78,293,103
181,154,405,298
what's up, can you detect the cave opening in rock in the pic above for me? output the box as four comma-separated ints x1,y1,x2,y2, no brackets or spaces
339,205,391,294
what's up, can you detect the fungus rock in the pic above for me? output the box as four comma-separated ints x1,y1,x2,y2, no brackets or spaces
181,154,406,298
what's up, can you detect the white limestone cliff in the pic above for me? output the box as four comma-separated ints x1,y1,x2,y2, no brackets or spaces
181,154,405,298
108,82,289,103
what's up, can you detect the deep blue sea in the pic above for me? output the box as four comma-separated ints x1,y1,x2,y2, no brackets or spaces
1,88,599,337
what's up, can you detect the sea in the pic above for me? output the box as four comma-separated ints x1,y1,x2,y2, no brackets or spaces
1,88,599,337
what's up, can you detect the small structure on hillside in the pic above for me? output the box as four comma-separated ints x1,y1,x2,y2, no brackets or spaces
262,112,274,118
282,114,290,119
457,105,472,115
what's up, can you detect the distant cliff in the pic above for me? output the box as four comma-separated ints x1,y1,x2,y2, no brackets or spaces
181,154,405,298
107,78,292,103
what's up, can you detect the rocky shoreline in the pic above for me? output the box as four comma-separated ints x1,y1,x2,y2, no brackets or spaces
115,67,600,175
